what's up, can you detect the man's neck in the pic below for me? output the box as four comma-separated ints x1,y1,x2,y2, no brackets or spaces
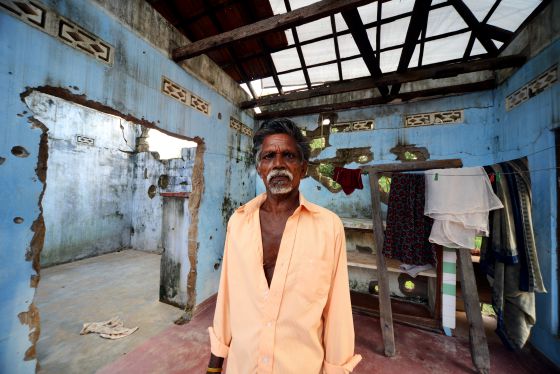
261,189,300,215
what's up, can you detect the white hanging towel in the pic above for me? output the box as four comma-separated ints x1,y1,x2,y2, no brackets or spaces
424,167,503,248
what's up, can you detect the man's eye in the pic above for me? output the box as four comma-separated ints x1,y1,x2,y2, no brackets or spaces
263,153,274,160
285,153,296,159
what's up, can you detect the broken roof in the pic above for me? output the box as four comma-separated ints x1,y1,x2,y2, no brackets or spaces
148,0,548,117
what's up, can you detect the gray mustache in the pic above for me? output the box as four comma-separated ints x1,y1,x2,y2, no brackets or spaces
267,169,293,183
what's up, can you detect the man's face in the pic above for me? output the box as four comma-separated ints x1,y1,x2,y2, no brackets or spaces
256,133,307,195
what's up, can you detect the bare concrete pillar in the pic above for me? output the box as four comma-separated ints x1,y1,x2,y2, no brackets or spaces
159,193,190,308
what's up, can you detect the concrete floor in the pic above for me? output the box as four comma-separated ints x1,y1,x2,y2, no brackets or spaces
35,250,555,374
35,250,183,374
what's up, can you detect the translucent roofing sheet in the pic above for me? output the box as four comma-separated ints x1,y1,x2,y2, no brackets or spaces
296,17,332,42
425,6,468,38
308,63,340,84
380,16,410,49
488,0,542,31
422,32,472,65
302,38,336,65
242,0,545,99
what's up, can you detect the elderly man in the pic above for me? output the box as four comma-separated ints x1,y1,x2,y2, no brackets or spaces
206,118,361,373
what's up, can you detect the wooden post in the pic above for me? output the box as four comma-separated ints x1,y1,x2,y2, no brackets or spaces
368,172,396,357
456,248,490,374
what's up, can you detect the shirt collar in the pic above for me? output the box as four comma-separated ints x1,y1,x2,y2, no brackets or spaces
237,191,320,215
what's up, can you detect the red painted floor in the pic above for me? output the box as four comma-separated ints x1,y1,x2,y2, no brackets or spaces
98,301,553,374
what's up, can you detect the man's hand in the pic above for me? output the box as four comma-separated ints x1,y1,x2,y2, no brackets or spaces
206,353,224,373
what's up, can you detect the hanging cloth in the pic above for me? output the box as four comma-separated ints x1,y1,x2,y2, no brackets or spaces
424,166,503,249
383,173,436,266
333,167,363,195
481,158,546,350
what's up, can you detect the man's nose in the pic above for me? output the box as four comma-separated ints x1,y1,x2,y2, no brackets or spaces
271,154,285,168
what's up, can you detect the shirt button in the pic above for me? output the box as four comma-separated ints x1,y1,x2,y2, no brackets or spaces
262,356,269,364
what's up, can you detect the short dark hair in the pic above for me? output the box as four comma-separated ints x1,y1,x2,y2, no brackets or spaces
253,118,310,163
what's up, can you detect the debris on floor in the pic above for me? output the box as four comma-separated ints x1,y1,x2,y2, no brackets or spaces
80,317,139,339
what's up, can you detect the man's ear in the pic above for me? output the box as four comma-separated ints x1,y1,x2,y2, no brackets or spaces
301,161,308,176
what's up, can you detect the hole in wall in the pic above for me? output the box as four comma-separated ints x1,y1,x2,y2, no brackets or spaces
0,156,5,165
148,185,157,198
23,90,204,370
11,146,30,158
158,174,169,189
368,280,379,295
14,217,24,224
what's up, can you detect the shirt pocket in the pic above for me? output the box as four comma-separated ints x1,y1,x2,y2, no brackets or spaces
295,258,332,303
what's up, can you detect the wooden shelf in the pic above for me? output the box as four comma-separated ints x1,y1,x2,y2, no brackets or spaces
341,217,385,230
347,251,436,278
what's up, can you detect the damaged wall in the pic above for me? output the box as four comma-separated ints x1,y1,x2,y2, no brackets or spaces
26,92,137,266
260,38,559,366
0,0,255,371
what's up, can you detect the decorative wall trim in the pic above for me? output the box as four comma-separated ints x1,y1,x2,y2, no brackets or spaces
330,119,374,133
506,64,557,111
161,76,211,116
76,135,94,146
0,0,46,28
0,0,114,65
58,19,112,63
230,117,253,137
405,110,464,127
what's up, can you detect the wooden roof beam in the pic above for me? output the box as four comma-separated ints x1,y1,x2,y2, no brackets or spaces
390,0,432,96
450,0,498,55
255,79,496,120
341,8,389,97
172,0,377,62
240,55,525,109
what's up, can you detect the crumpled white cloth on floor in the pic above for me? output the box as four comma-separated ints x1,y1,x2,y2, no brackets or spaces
425,167,503,248
80,317,139,339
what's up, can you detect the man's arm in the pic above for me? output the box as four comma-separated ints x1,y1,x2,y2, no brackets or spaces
322,218,362,374
206,230,232,372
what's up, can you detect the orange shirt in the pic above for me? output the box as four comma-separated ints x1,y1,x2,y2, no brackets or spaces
209,193,362,373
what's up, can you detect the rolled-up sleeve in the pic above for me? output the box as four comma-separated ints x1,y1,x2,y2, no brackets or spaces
322,218,362,373
208,228,232,358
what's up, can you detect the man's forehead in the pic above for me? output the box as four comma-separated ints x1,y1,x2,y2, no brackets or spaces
261,133,298,149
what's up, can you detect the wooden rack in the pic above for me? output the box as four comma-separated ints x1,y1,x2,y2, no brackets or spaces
362,159,490,374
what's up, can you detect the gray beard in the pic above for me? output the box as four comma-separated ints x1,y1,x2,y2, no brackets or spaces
267,169,294,195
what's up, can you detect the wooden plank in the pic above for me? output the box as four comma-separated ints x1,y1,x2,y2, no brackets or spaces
352,305,442,333
172,0,377,61
369,172,395,357
341,217,387,230
390,0,432,96
341,9,389,97
254,79,496,119
240,55,524,108
363,159,463,174
450,0,497,55
456,248,490,374
347,251,437,277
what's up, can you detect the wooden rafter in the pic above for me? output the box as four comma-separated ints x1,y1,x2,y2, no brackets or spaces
240,2,284,95
450,0,498,55
341,8,388,97
463,0,502,59
240,55,525,109
284,0,311,89
237,27,472,79
219,1,450,72
172,0,377,62
390,0,432,96
331,14,343,81
255,79,496,119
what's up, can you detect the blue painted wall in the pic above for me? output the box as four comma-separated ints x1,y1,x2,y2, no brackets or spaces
0,0,255,370
261,40,559,365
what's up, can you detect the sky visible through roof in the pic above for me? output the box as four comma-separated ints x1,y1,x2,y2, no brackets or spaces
240,0,543,102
